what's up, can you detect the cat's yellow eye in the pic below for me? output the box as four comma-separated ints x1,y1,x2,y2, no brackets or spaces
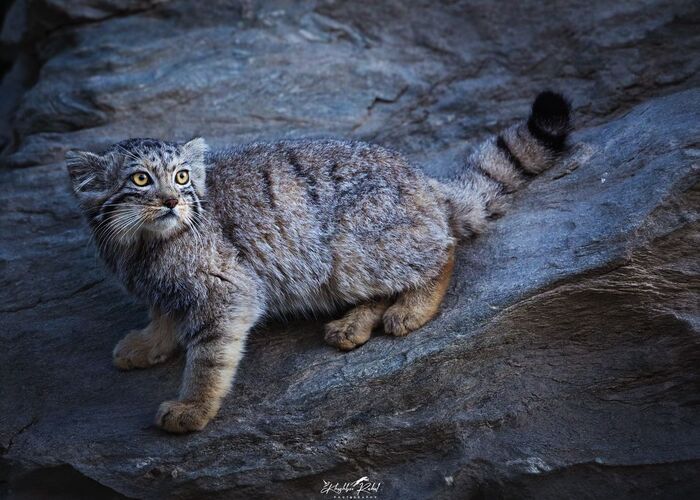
175,170,190,185
131,172,151,187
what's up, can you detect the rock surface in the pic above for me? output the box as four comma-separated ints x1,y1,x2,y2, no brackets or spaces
1,1,699,498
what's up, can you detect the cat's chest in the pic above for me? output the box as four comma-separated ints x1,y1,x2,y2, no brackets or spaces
120,243,208,311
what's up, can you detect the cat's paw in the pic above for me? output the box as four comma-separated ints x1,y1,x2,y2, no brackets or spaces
113,329,174,370
383,305,424,337
155,400,212,433
324,319,371,351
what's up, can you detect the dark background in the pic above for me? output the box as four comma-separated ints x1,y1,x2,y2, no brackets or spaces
1,1,698,499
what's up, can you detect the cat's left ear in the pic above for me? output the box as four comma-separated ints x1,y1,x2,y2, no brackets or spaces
65,150,107,199
181,137,209,180
182,137,209,161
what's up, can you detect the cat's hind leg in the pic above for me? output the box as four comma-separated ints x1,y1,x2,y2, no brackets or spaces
113,309,179,370
383,246,455,337
324,299,389,351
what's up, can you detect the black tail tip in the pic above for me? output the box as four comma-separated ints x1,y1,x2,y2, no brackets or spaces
528,91,571,152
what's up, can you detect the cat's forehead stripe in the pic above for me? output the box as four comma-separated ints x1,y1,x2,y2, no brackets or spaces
109,138,180,159
109,138,186,172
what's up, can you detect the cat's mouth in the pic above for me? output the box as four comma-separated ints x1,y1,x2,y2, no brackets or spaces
156,209,178,220
144,206,186,235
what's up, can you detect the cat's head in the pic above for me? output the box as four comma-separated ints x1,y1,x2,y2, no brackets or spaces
66,137,208,243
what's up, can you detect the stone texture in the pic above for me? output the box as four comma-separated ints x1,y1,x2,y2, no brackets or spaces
0,1,698,498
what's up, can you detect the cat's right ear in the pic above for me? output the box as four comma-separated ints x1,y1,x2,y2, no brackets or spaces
65,150,105,200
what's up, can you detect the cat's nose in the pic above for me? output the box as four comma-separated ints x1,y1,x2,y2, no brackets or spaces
163,198,179,209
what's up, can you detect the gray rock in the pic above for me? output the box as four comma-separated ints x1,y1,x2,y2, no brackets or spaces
1,1,698,498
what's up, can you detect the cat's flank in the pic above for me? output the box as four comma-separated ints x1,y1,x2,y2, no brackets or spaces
66,91,571,433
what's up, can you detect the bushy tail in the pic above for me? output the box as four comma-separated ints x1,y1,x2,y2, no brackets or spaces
442,91,571,238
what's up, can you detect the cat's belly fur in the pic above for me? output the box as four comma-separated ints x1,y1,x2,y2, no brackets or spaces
208,139,454,316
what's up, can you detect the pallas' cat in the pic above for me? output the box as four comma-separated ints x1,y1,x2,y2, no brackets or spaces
66,91,571,432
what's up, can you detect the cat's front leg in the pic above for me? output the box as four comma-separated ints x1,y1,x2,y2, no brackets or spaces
113,308,179,370
155,307,259,433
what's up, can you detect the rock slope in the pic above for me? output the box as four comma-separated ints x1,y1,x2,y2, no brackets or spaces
1,1,698,498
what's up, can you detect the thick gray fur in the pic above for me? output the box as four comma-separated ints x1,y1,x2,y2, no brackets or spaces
65,91,572,432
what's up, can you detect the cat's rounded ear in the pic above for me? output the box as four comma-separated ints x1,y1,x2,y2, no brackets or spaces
182,137,209,159
65,149,105,199
182,138,209,182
